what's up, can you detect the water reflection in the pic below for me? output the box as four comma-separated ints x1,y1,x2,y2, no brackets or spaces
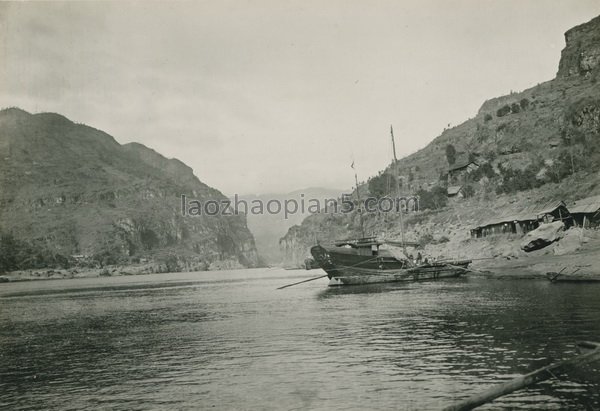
0,271,599,410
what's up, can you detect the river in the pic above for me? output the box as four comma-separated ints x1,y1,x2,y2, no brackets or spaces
1,269,599,410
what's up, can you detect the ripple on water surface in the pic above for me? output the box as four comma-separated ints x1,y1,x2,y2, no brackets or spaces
1,269,599,410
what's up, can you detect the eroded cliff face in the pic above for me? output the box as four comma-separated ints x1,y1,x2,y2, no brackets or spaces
0,108,259,270
558,15,600,77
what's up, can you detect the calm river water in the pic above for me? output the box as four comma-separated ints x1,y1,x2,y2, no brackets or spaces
1,269,599,410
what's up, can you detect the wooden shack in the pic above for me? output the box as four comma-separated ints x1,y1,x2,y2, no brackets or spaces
570,195,600,228
447,185,464,199
448,159,479,185
471,201,572,238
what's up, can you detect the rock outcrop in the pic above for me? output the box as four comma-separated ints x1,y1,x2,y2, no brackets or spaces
558,15,600,77
520,221,565,252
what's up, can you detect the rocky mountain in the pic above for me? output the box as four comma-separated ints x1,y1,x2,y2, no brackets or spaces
237,187,342,265
0,108,259,271
281,14,600,265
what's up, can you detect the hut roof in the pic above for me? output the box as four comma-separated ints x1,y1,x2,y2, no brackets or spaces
536,200,568,216
570,195,600,214
448,159,479,173
474,200,568,229
447,185,463,196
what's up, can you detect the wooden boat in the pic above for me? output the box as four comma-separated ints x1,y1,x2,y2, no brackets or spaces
310,127,471,286
311,237,471,286
547,267,600,282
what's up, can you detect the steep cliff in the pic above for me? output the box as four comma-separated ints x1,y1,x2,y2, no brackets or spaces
558,15,600,77
281,14,600,266
0,108,259,271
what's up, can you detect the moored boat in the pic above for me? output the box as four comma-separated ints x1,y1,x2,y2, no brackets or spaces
311,237,471,286
309,126,471,286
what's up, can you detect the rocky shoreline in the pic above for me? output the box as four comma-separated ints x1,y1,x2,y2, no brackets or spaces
0,258,249,283
2,231,598,283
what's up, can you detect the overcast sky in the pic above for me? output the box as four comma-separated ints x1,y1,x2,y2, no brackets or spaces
1,1,600,195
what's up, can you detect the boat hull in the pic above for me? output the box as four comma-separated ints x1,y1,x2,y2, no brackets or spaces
325,265,469,286
311,245,470,286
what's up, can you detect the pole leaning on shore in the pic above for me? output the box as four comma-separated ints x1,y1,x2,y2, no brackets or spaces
443,341,600,411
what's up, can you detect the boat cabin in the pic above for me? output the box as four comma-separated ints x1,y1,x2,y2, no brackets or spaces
334,237,381,256
332,237,419,258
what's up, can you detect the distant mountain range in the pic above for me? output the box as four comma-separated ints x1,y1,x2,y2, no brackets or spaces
0,108,259,271
236,187,343,265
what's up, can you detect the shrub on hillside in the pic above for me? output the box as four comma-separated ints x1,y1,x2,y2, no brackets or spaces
484,113,493,122
416,186,447,210
438,171,448,185
0,233,19,272
495,163,543,194
510,103,521,113
559,97,600,175
471,162,495,182
484,150,497,162
445,144,457,165
140,228,160,250
476,126,491,143
93,246,124,267
496,105,511,117
368,173,397,198
520,98,530,110
161,254,181,273
462,184,475,198
0,233,71,272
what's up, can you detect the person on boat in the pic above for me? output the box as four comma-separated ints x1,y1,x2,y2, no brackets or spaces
416,252,422,265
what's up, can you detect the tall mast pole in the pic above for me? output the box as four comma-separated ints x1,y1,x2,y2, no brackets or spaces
390,125,406,254
352,161,366,238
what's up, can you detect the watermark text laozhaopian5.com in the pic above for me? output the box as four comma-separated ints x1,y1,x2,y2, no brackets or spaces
181,194,419,219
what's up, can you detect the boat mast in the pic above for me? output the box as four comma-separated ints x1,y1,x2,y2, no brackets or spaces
352,160,366,238
390,125,406,254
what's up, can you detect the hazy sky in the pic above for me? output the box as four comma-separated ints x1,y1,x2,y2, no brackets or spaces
1,1,600,195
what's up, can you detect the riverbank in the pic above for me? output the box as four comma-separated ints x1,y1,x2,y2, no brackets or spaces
0,257,250,282
0,262,161,282
446,227,600,279
2,228,598,283
470,246,600,279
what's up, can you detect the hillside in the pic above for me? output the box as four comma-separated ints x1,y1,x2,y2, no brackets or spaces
0,108,259,272
281,14,600,265
237,187,342,265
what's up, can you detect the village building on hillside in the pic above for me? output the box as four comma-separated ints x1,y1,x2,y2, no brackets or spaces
470,201,572,238
447,158,479,186
447,185,464,199
570,195,600,228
